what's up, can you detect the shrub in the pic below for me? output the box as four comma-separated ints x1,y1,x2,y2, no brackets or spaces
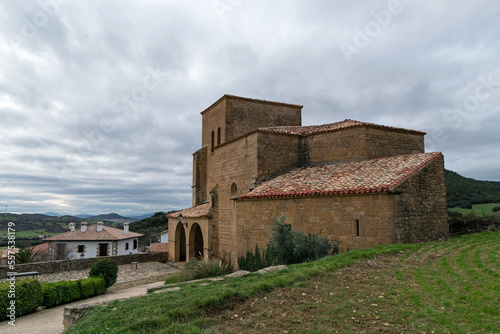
57,280,81,303
0,278,43,320
239,216,337,271
238,244,273,272
178,256,233,281
14,248,40,264
41,282,61,308
89,259,118,288
493,206,500,212
41,277,106,309
88,277,107,295
449,214,500,235
267,216,336,265
77,278,95,298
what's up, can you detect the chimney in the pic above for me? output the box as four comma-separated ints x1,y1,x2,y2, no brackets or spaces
124,222,129,235
81,221,87,232
97,221,104,232
69,222,76,232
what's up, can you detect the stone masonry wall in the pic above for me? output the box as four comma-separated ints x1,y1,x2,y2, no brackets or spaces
0,252,168,278
392,154,449,243
225,98,302,143
192,145,208,206
211,133,259,261
233,193,396,260
257,132,301,178
307,127,425,163
202,98,226,150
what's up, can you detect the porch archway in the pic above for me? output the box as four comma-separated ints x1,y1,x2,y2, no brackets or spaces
175,222,186,262
189,223,204,260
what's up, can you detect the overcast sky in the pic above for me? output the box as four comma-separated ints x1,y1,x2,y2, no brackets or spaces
0,0,499,216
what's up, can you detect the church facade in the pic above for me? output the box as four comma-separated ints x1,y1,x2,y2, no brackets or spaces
167,95,448,262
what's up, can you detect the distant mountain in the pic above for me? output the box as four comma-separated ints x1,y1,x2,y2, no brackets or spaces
129,212,156,221
445,169,500,208
43,212,61,217
75,213,93,219
88,213,129,220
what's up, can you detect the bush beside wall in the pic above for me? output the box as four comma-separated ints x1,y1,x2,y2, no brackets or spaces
88,277,106,296
60,280,82,304
238,216,338,271
41,282,60,308
0,276,107,320
40,277,106,309
89,259,118,288
78,278,95,298
0,279,43,320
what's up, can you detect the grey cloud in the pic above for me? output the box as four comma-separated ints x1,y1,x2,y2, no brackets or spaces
0,0,498,215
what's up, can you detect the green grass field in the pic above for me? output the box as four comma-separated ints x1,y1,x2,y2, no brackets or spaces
0,230,60,238
449,203,500,216
65,230,500,333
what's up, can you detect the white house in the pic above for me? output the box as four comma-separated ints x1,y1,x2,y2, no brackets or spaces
46,222,143,260
159,230,168,244
145,229,169,253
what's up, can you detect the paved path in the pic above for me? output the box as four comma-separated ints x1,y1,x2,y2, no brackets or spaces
0,262,182,334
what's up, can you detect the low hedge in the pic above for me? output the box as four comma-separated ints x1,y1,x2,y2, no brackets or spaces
0,277,107,320
59,280,81,303
0,278,43,321
88,277,107,296
78,278,95,298
40,277,107,309
41,282,60,308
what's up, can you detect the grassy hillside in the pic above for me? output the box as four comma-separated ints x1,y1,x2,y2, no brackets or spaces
449,202,500,217
446,169,500,208
65,230,500,333
130,211,172,247
0,214,122,248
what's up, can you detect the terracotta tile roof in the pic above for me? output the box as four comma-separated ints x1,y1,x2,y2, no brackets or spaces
30,242,50,255
166,203,211,218
259,119,426,136
146,243,168,253
45,224,143,241
217,119,425,150
240,152,442,200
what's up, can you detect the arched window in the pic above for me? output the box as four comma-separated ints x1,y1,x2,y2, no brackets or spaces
217,127,221,145
211,131,215,153
125,243,129,250
231,183,238,197
133,239,138,250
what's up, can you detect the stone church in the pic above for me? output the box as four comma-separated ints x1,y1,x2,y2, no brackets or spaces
167,95,448,262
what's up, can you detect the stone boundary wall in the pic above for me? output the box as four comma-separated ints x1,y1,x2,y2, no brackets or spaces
0,252,168,278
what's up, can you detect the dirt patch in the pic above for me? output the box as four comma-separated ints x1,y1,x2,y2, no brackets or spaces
211,253,412,333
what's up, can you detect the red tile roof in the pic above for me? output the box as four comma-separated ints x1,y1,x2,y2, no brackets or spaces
45,224,143,241
239,152,442,200
216,119,426,150
260,119,426,136
30,242,50,255
146,243,168,253
166,203,211,218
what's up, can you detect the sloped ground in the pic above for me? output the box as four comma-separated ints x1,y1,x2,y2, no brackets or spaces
64,231,499,333
212,232,500,333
